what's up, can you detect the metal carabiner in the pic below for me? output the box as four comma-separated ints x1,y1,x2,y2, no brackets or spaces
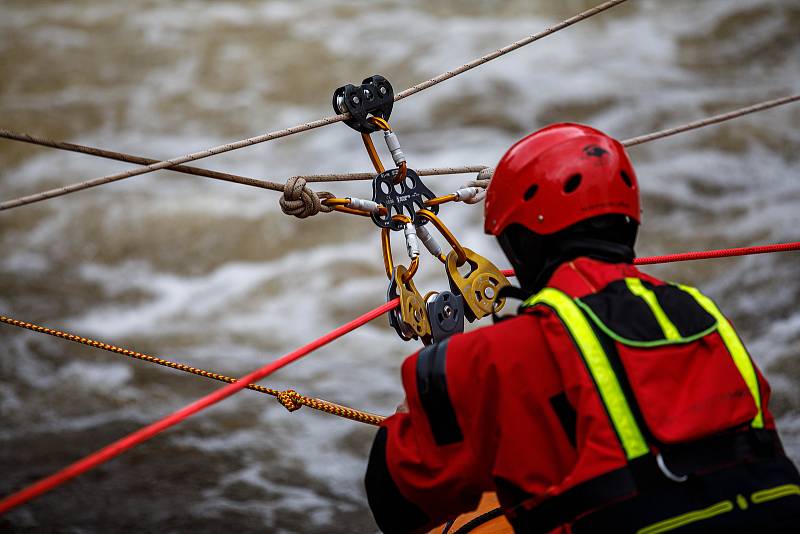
381,214,419,282
414,209,468,266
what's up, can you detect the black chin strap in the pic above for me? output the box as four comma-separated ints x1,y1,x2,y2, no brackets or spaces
494,237,635,323
492,284,530,324
529,237,634,294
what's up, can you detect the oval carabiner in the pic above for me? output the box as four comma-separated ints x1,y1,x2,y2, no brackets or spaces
414,210,468,266
361,131,386,174
381,214,419,282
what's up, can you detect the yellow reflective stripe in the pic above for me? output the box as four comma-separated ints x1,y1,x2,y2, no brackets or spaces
625,278,681,341
524,288,649,460
678,284,764,428
751,484,800,504
637,500,734,534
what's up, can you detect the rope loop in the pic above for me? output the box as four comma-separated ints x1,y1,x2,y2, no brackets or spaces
277,389,303,412
279,177,334,218
462,167,492,204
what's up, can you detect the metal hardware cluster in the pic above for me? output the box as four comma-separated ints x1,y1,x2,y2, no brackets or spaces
331,77,510,345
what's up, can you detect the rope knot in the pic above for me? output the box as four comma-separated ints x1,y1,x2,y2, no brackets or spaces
279,177,334,219
277,389,303,412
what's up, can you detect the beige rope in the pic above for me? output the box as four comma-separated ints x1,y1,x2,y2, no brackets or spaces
395,0,630,101
0,129,288,191
3,92,797,214
0,0,628,211
0,114,349,211
620,94,800,147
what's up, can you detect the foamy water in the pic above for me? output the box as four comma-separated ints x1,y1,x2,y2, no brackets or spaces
1,0,799,531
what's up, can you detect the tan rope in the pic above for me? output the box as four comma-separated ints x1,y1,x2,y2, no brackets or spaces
0,0,628,211
3,92,797,215
436,94,800,186
620,94,800,147
0,114,349,211
0,129,288,191
0,315,385,426
394,0,630,101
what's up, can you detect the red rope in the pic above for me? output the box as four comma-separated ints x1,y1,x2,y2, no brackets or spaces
634,241,800,265
500,241,800,277
2,240,799,514
0,298,399,515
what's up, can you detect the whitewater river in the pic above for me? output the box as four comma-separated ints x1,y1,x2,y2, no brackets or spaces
1,0,798,531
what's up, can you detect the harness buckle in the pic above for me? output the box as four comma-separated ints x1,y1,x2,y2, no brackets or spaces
656,452,689,483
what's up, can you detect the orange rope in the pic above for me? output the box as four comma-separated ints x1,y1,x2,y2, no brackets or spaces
0,315,385,426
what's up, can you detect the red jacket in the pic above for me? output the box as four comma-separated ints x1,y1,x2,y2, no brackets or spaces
365,257,779,533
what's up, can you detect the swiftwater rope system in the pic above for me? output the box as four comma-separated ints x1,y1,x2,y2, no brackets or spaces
1,0,799,517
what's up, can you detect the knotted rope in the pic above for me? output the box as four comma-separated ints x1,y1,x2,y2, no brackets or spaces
279,177,334,218
277,389,303,412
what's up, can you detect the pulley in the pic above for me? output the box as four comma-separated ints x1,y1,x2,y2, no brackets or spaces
425,291,465,344
386,265,431,343
332,75,394,134
445,247,510,322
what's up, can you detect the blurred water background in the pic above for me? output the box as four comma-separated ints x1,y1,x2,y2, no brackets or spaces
0,0,798,531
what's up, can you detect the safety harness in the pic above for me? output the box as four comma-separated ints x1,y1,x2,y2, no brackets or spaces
504,278,797,533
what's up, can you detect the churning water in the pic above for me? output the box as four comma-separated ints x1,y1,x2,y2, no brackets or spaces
1,0,799,531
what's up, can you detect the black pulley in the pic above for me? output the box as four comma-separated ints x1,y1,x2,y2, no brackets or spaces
332,75,394,134
426,291,465,343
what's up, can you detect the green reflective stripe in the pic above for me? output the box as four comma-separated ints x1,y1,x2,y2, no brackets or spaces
625,278,681,341
524,288,649,460
677,284,764,429
637,500,734,534
751,484,800,504
575,299,718,348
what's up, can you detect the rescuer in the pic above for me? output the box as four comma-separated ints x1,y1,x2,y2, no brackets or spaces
364,123,800,533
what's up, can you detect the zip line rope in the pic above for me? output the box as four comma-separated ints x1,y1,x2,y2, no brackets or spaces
0,0,629,212
0,129,488,191
392,0,630,101
0,240,798,514
1,93,798,214
620,94,800,147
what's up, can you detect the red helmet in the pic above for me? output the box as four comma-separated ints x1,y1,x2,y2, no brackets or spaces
484,123,640,236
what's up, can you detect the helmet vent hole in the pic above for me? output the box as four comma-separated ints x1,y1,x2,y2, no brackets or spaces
564,174,582,194
523,184,539,201
620,170,634,188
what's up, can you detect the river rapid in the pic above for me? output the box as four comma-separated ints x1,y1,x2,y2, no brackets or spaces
1,0,799,532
